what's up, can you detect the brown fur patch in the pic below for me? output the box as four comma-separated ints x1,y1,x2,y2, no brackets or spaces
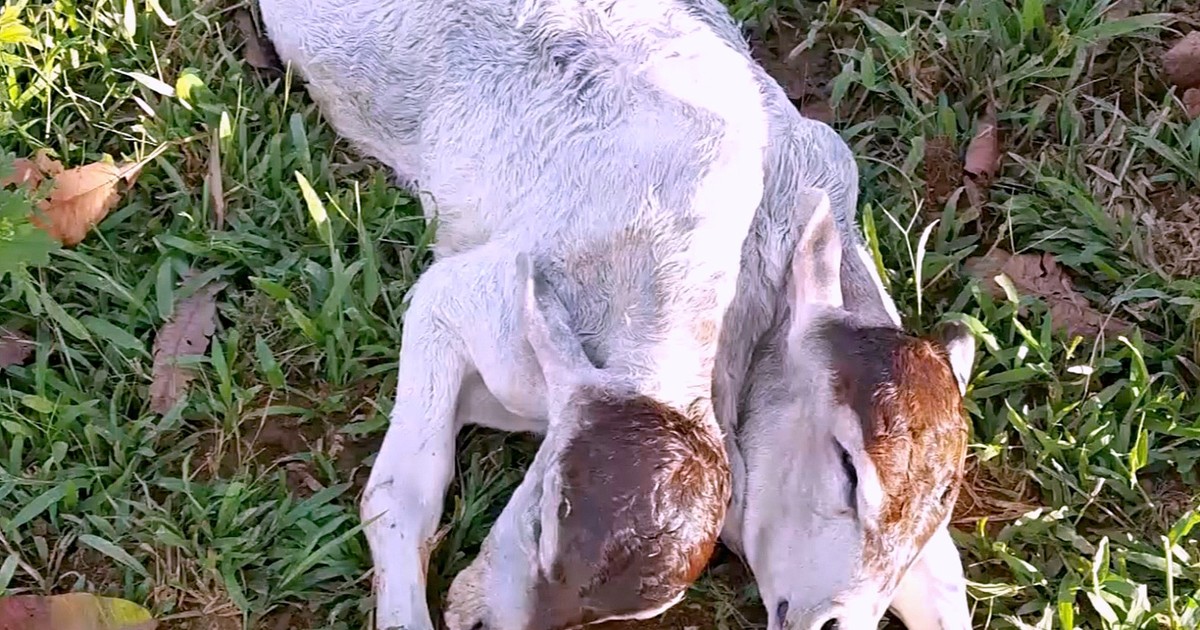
821,323,968,560
531,393,730,630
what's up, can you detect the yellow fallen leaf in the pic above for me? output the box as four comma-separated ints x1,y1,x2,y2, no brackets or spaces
0,593,156,630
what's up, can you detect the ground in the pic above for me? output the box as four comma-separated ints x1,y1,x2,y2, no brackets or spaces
0,0,1198,629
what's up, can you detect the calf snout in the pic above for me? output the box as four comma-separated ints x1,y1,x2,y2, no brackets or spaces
773,601,879,630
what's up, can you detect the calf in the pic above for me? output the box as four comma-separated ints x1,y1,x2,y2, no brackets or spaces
256,0,976,628
259,0,765,627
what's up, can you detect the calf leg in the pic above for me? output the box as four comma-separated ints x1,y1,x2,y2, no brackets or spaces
363,245,544,629
888,524,972,630
363,272,468,630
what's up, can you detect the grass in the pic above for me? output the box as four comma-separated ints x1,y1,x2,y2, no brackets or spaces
0,0,1198,628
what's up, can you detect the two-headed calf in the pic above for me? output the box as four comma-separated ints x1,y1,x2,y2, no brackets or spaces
257,0,977,628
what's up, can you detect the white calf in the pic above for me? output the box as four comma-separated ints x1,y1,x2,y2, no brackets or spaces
260,0,764,627
257,0,976,628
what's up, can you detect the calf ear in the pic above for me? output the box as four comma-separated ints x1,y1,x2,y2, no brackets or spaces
518,254,595,403
935,321,975,396
788,189,844,336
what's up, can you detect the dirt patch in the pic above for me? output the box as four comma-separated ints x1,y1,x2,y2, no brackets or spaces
257,606,318,630
923,135,962,214
167,615,242,630
1140,468,1198,535
54,547,125,596
747,19,838,123
952,455,1043,534
195,382,383,496
1146,188,1200,279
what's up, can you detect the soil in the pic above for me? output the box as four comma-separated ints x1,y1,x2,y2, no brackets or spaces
195,381,383,498
923,136,962,215
1146,188,1200,279
746,18,839,124
54,547,125,597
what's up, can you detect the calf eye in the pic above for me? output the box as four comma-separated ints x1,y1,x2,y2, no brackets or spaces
837,442,858,510
940,482,957,505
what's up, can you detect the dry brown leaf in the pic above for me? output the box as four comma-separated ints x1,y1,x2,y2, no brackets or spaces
1164,31,1200,90
2,150,64,190
1184,88,1200,120
964,249,1137,339
207,132,225,230
233,8,281,72
747,22,838,123
149,282,226,414
963,105,1001,183
960,105,1002,212
1,159,43,189
0,327,34,368
33,150,64,177
29,161,141,247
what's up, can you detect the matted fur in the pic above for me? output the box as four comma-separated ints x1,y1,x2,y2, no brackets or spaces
532,392,728,629
820,322,968,574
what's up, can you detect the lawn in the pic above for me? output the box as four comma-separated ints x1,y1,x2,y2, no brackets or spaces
0,0,1198,628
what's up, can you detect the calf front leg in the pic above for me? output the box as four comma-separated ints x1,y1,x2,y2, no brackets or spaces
363,271,470,630
888,524,972,630
363,244,541,629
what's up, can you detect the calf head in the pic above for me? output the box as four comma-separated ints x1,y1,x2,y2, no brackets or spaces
736,195,975,630
444,255,729,630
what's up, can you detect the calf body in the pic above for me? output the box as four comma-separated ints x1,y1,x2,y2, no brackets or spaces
260,0,766,627
258,0,975,628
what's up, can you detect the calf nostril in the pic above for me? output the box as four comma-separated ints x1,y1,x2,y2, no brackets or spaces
820,620,839,630
775,600,789,623
470,623,484,630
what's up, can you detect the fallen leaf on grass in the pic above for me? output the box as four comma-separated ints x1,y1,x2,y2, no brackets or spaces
0,150,63,190
1184,88,1200,120
0,593,156,630
30,161,141,246
233,8,281,72
0,326,34,368
964,249,1138,339
1163,31,1200,91
4,151,141,247
0,160,42,189
962,105,1002,210
149,281,226,414
207,131,225,229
